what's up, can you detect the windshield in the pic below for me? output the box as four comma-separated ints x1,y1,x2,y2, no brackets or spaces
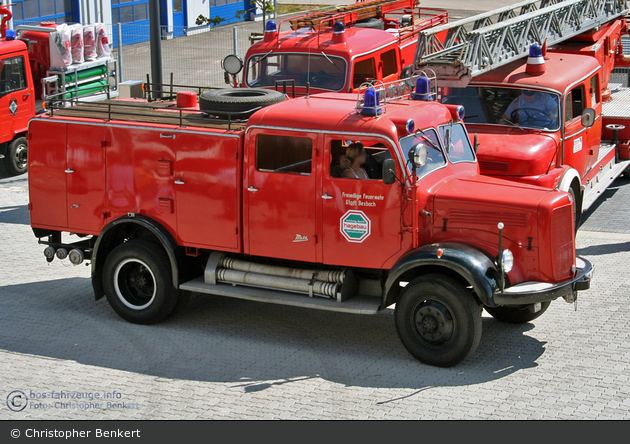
438,122,476,164
399,129,446,179
246,53,347,91
441,86,561,131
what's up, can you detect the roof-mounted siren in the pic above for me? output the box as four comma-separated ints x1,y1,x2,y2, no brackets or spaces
412,69,437,101
264,20,278,42
526,43,546,76
332,21,347,44
357,81,385,117
4,29,15,41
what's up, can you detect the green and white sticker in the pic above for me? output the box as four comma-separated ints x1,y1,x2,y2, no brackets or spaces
9,99,18,115
340,210,371,243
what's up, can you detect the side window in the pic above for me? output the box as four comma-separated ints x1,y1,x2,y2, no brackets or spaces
256,134,312,175
329,139,391,180
353,58,376,89
565,85,585,122
590,75,600,107
0,56,27,95
381,49,397,79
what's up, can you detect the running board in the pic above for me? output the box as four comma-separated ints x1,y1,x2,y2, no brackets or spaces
582,159,629,212
179,277,382,315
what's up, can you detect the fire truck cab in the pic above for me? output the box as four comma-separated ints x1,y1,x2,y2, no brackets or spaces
28,78,592,368
224,0,448,97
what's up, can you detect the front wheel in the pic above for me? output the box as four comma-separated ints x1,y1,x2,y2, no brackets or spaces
102,239,179,324
4,137,28,176
395,274,482,367
484,301,551,324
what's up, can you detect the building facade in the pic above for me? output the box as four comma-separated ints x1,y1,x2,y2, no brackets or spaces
4,0,250,46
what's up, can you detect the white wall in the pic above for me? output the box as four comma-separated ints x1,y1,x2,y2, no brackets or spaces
187,0,210,29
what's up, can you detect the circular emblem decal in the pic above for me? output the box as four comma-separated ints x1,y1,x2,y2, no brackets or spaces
340,210,371,243
9,99,18,115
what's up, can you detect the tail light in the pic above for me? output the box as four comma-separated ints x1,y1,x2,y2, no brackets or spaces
551,205,574,281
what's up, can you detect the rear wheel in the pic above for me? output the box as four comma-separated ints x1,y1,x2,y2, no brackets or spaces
485,301,551,324
395,274,482,367
3,137,28,176
102,240,179,324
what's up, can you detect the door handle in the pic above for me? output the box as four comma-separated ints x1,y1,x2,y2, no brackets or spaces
160,134,176,139
65,168,74,174
174,179,185,185
23,93,31,100
247,186,258,192
322,193,333,200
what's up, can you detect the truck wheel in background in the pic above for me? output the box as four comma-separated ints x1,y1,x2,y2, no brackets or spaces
102,239,179,324
484,301,551,324
394,274,482,367
4,137,28,176
199,88,286,118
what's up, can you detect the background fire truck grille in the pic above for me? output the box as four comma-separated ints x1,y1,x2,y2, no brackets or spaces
448,210,527,227
478,160,510,172
551,206,574,281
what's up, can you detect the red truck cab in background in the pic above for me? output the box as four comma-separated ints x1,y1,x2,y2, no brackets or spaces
27,76,592,368
222,0,448,97
0,6,35,176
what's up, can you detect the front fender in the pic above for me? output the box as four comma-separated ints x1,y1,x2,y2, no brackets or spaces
383,242,500,308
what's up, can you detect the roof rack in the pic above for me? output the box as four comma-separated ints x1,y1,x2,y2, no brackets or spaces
413,0,630,86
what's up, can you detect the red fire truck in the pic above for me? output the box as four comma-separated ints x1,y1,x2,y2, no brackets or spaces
414,0,630,227
27,76,592,367
221,0,448,97
0,6,115,175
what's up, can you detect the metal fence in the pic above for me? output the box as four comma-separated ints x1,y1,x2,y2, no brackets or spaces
112,23,258,89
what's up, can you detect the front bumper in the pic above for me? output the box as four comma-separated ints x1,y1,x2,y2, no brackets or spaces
492,256,593,307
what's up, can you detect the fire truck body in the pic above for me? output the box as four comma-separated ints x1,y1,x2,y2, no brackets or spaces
28,84,592,367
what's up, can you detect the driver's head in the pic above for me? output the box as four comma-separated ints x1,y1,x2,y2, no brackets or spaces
522,90,537,102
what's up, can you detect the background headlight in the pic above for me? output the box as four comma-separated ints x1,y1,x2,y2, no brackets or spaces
502,249,514,273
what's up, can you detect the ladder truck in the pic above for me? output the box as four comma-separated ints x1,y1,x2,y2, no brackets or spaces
413,0,630,227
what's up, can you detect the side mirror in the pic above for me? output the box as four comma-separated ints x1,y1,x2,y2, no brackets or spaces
581,108,595,128
382,158,396,185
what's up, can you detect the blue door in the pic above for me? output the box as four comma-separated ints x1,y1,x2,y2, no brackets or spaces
112,0,150,47
172,0,186,37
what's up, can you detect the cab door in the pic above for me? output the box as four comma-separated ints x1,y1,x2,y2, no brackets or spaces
245,130,319,262
320,135,403,269
563,81,599,177
0,54,33,141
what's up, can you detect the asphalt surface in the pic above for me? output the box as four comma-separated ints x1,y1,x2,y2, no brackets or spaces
1,159,629,419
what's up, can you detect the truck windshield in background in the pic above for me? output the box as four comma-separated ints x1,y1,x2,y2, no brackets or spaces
442,87,561,131
246,53,347,91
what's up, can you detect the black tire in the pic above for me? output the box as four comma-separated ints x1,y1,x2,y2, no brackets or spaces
354,18,385,30
102,239,179,324
485,301,551,324
569,187,581,231
3,136,28,176
395,274,482,367
199,88,286,118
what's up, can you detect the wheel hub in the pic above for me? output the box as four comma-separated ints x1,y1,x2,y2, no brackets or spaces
414,301,454,345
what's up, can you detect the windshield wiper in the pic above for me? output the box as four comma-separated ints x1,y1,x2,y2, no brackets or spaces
416,129,441,151
321,51,342,71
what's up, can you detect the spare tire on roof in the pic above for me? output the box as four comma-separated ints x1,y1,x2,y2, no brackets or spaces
354,18,385,30
199,88,286,118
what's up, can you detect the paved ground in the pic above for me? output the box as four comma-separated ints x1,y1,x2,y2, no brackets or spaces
1,158,629,419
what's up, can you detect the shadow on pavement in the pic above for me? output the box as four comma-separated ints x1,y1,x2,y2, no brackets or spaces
578,241,630,256
0,277,546,392
0,205,29,225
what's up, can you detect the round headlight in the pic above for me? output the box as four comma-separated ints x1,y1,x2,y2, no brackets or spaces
411,142,429,167
501,249,514,274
